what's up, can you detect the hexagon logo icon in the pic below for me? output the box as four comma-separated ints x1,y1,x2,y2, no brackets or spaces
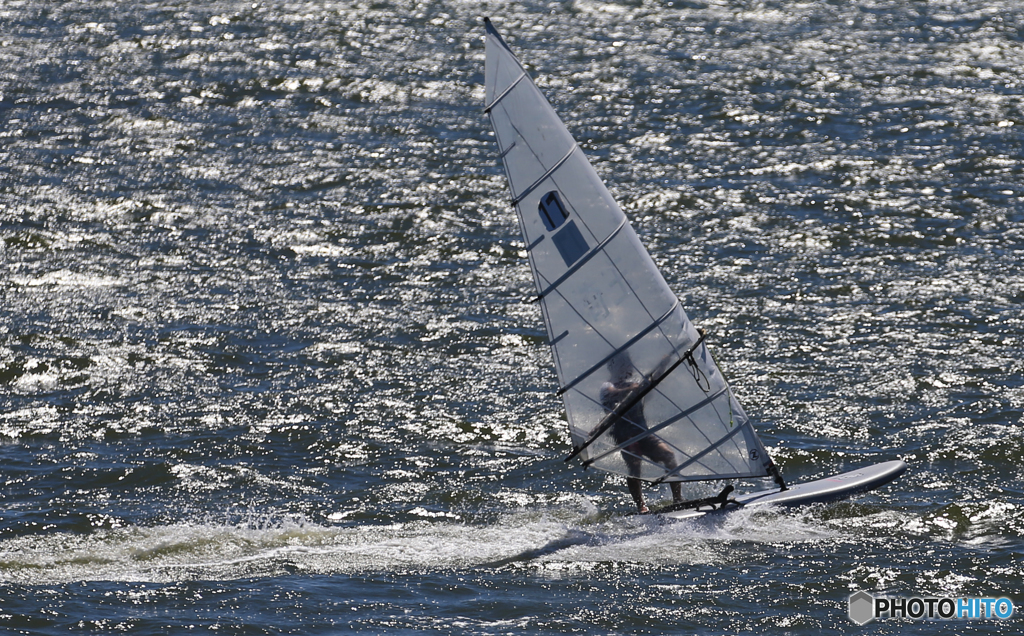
849,590,876,625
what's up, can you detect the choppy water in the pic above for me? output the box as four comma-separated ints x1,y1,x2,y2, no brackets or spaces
1,0,1022,633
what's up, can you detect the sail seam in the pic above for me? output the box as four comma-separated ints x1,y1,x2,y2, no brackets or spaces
483,72,526,113
533,216,628,302
555,299,680,396
511,146,577,206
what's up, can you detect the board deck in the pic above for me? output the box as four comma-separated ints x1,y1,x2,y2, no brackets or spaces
658,460,908,521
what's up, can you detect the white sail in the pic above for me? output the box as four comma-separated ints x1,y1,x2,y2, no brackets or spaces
484,19,776,484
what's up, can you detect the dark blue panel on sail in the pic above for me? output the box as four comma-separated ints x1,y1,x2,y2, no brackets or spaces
552,220,589,267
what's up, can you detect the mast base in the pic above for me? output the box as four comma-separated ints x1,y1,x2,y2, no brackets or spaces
655,484,742,514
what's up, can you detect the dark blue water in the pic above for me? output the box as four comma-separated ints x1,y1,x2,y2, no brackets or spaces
1,1,1022,633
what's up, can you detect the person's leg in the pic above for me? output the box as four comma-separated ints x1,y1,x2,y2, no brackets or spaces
641,437,683,503
627,476,647,513
621,446,647,512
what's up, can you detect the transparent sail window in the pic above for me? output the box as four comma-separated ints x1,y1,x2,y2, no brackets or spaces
539,191,568,231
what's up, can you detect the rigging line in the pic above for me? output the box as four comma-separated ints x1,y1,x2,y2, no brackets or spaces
707,392,750,461
565,225,724,428
488,112,520,215
555,184,684,339
488,30,680,394
600,237,658,304
539,292,691,420
650,423,753,485
489,74,599,256
713,392,758,469
555,300,680,396
483,71,526,113
563,366,704,457
532,216,628,303
687,351,711,392
491,86,692,405
500,106,565,203
565,329,708,463
589,227,722,386
612,327,719,441
568,220,692,391
648,385,736,452
511,145,578,206
575,372,733,476
485,18,604,252
655,335,745,457
485,54,598,392
491,85,570,227
580,386,729,469
532,252,733,467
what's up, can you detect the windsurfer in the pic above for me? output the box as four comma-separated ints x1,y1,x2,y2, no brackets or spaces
598,354,683,513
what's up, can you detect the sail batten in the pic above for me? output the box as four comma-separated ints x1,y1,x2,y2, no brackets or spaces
485,20,775,484
484,72,526,113
511,146,579,205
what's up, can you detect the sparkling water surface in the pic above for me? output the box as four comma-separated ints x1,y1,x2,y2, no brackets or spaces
1,0,1022,633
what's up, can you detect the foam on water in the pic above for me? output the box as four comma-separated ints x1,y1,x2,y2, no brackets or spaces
6,485,1016,588
0,502,851,584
